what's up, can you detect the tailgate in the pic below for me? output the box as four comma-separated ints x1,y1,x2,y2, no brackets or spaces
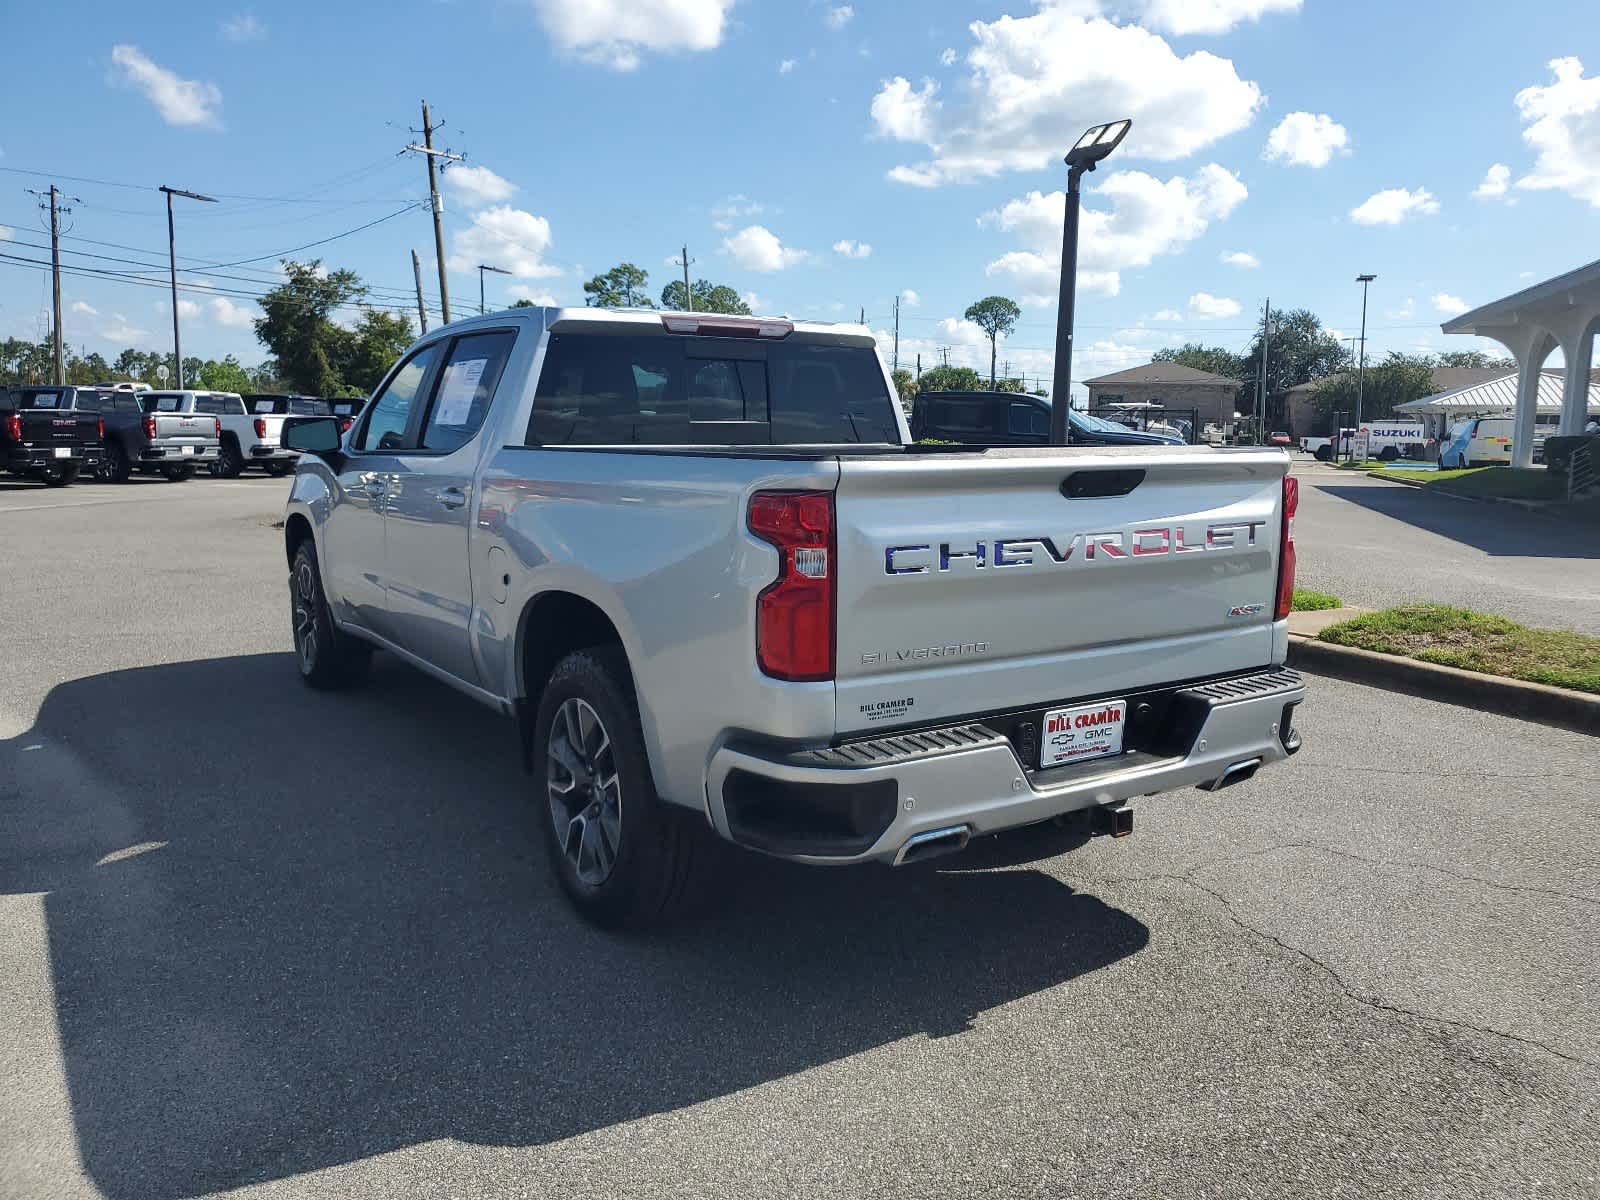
155,413,215,443
833,446,1288,734
22,411,99,449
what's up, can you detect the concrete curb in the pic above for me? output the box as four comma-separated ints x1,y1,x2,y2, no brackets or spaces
1355,469,1579,516
1287,635,1600,737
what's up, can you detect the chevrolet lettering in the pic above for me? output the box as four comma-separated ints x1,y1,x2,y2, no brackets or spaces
282,305,1306,929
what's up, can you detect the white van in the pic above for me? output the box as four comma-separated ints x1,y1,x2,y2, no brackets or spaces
1438,414,1560,468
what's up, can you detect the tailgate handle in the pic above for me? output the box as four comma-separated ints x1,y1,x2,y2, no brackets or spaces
1060,469,1145,499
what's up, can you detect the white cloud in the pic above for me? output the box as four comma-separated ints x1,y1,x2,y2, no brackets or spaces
1350,186,1440,224
741,290,765,312
1512,57,1600,207
1150,309,1183,321
901,288,921,307
939,48,956,66
0,226,12,241
220,14,265,42
100,314,150,342
448,205,561,278
873,11,1262,185
1385,297,1415,320
825,5,854,29
779,58,796,74
981,163,1247,297
446,164,516,205
1432,293,1470,317
1135,0,1302,35
530,0,735,70
722,225,808,272
1262,112,1348,167
832,239,872,258
711,194,763,231
111,45,222,128
211,297,254,328
1188,292,1240,319
1220,249,1258,268
1474,163,1512,199
507,285,561,305
71,300,99,316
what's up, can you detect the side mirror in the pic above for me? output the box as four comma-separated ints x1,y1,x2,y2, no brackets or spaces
282,416,342,456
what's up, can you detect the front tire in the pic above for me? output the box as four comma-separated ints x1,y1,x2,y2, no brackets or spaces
103,441,131,483
531,647,700,929
211,437,244,478
163,464,196,482
42,464,80,488
289,542,372,689
264,461,293,477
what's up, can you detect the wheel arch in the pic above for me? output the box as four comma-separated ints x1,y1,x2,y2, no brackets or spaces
512,589,641,770
284,511,316,569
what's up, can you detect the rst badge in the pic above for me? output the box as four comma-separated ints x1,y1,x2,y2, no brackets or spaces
1228,603,1266,618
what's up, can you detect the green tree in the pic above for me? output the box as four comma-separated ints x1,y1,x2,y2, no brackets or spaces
1311,352,1437,423
1152,343,1248,381
963,296,1022,389
659,279,752,314
994,376,1028,393
510,298,538,309
196,355,253,394
890,368,917,410
344,309,416,395
583,263,654,308
254,260,364,395
1436,349,1516,371
916,364,984,392
1237,307,1345,429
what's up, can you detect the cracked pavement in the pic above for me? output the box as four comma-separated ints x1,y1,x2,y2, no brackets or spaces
1,476,1597,1200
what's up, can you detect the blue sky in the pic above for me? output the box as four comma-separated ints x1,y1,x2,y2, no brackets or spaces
3,0,1598,397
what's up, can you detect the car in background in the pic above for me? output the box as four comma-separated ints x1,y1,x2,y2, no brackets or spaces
1437,415,1562,468
0,386,104,487
97,393,221,481
247,394,365,435
1267,431,1293,448
910,391,1184,447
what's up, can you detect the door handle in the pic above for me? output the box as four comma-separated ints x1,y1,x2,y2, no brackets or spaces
363,479,386,497
438,486,467,510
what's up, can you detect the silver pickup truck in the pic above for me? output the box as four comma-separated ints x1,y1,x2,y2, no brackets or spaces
283,308,1305,927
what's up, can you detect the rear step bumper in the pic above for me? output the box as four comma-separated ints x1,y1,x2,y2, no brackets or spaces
706,667,1305,865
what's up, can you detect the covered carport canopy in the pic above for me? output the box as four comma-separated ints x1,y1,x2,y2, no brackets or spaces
1394,373,1600,439
1441,258,1600,467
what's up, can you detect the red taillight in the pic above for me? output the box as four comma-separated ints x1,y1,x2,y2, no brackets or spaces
2,412,20,442
97,418,106,441
338,417,354,435
214,418,223,439
1274,475,1299,620
142,414,156,440
254,417,267,439
661,314,793,339
748,490,835,681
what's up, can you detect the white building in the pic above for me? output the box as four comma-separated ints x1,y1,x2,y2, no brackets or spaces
1394,372,1600,442
1441,259,1600,467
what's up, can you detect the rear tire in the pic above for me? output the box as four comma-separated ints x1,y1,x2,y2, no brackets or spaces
289,542,372,690
530,647,700,929
42,464,80,488
264,461,293,477
163,464,196,482
211,437,244,478
103,441,132,483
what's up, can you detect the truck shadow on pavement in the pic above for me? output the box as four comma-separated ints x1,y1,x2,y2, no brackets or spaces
1314,483,1600,559
0,653,1148,1200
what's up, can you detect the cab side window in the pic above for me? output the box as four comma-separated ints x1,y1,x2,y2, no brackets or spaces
357,343,442,452
419,330,516,452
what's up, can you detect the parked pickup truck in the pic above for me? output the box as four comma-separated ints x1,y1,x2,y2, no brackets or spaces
135,391,295,478
1,386,105,486
282,308,1306,927
94,392,221,481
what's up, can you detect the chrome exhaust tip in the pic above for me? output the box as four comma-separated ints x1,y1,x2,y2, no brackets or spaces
1199,757,1263,792
893,824,972,866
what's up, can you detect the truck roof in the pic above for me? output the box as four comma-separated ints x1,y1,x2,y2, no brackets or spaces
441,305,875,345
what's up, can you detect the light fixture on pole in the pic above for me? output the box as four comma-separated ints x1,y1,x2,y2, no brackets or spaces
1354,273,1375,460
159,185,217,389
477,263,511,315
1049,118,1132,445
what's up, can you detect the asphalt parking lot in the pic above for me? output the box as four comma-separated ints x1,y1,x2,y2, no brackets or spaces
1292,459,1600,635
2,475,1597,1200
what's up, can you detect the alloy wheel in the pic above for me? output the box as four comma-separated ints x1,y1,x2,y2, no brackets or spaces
547,698,622,886
292,560,319,673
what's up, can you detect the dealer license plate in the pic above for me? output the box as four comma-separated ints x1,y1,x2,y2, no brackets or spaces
181,445,194,456
54,447,71,458
1040,699,1127,769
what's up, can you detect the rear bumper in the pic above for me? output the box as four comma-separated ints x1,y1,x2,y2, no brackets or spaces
248,445,297,460
705,667,1305,865
5,446,102,469
140,444,219,462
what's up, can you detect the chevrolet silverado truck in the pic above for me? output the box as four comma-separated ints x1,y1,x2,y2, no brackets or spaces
1,386,105,486
282,308,1306,927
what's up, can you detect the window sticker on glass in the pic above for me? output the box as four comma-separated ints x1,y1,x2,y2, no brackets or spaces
254,400,275,413
434,358,488,426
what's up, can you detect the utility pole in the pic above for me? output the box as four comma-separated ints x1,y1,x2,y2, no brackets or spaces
859,305,865,325
892,294,900,373
1255,297,1272,442
405,100,462,324
915,352,921,380
477,263,510,314
672,245,696,311
28,185,78,384
411,249,430,333
1355,274,1376,456
159,185,218,389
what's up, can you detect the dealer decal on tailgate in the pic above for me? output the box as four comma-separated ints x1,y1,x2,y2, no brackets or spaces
1040,700,1127,769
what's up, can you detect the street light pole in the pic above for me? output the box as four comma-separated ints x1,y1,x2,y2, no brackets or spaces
1050,119,1131,445
159,185,218,389
1354,273,1376,459
476,263,510,315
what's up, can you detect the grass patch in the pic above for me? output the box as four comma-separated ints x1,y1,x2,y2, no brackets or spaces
1291,588,1342,611
1319,604,1600,694
1431,467,1563,501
